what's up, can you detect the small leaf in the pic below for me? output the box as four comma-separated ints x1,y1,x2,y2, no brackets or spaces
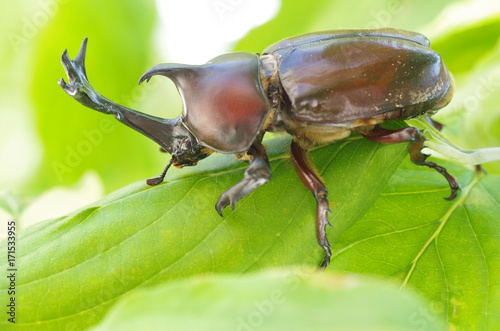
432,17,500,76
90,269,446,331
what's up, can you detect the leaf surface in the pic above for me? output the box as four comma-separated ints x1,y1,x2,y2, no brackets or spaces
91,269,446,331
0,136,406,329
1,134,498,330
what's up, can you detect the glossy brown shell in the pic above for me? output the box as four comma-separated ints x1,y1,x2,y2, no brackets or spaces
141,52,270,154
264,28,453,126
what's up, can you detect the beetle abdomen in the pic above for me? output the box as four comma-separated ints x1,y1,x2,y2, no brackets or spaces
266,29,453,127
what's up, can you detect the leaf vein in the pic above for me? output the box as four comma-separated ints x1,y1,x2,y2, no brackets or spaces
399,174,481,289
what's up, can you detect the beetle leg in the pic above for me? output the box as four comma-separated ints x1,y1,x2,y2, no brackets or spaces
215,140,271,215
424,117,444,131
290,140,332,269
362,125,459,200
146,159,173,186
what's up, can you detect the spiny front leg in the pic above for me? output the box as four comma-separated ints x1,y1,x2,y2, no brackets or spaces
290,140,332,269
216,140,271,215
362,125,459,200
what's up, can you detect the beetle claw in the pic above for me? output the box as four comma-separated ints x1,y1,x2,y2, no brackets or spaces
215,141,271,218
319,244,332,269
215,193,232,216
423,160,460,201
215,199,227,217
443,187,460,201
215,188,248,216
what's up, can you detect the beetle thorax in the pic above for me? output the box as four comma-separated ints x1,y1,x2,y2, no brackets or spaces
259,54,287,133
259,53,355,147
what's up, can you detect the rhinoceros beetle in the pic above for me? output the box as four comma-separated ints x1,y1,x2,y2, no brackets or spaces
59,28,458,268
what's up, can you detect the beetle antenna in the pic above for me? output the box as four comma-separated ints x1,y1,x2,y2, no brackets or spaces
146,159,173,186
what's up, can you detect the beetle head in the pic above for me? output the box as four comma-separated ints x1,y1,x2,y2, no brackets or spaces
113,111,210,171
163,117,211,168
59,37,211,184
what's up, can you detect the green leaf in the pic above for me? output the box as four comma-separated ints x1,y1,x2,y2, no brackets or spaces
235,0,458,53
0,135,408,330
329,162,500,329
432,17,500,77
234,0,333,52
2,133,499,330
90,269,446,331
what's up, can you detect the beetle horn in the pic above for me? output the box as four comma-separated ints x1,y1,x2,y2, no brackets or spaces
139,63,199,86
59,38,182,152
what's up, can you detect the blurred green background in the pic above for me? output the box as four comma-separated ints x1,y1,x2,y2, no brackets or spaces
1,0,499,228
